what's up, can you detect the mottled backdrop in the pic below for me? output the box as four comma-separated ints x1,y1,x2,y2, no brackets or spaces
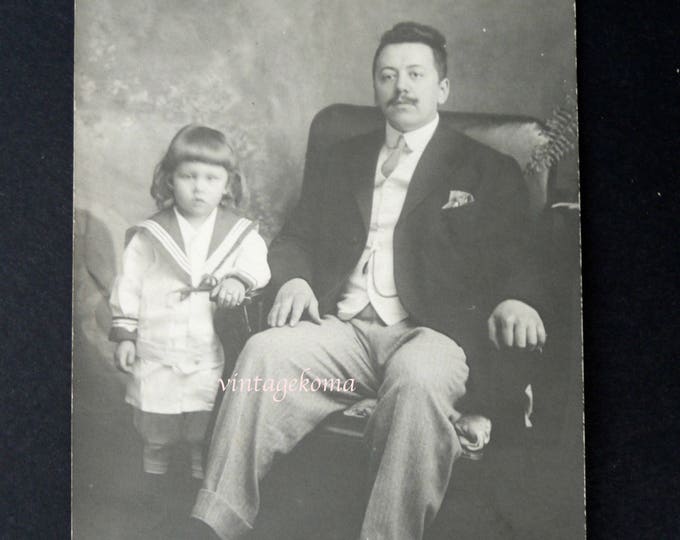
75,0,576,237
73,1,577,530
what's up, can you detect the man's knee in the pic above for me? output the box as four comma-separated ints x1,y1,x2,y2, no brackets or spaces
389,361,466,397
240,327,285,360
386,330,468,399
237,326,305,378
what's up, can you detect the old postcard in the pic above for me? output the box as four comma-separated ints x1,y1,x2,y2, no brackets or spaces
73,1,583,538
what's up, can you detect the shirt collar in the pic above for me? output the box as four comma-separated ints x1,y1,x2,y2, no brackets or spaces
174,206,218,244
385,114,439,153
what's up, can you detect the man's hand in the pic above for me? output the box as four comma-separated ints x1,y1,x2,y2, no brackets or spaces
211,277,246,308
114,340,136,374
267,278,322,327
487,299,547,351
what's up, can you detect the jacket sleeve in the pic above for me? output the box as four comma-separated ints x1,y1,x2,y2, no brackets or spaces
266,140,335,290
223,228,271,292
108,231,155,342
481,154,547,317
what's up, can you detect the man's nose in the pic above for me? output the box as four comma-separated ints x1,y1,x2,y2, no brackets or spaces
395,73,410,92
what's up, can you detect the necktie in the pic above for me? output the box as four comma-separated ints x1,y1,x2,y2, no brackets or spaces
380,135,409,179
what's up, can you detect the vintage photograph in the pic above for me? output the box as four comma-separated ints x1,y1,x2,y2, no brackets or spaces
72,1,583,539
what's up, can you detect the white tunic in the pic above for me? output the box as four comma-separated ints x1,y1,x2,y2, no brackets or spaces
109,207,271,414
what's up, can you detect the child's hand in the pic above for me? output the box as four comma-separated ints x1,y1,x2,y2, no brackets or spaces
114,340,136,374
454,414,492,452
211,277,246,308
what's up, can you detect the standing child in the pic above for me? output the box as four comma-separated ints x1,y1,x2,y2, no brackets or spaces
109,124,270,521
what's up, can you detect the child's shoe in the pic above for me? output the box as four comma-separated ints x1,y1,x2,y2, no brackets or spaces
133,472,170,532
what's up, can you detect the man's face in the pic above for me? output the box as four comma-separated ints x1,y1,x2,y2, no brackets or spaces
373,42,450,132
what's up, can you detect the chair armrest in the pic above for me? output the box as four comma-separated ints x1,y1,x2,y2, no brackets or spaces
548,202,580,241
547,201,580,232
239,287,270,334
543,201,581,296
235,285,276,335
213,286,274,377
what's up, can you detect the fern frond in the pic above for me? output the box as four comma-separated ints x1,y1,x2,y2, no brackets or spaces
525,93,578,174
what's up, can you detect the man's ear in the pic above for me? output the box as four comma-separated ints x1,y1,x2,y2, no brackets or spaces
438,77,450,105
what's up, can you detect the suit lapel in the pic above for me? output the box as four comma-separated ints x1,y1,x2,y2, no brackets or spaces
349,131,384,231
399,125,468,219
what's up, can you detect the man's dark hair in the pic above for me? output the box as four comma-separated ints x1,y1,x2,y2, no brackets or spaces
372,22,448,80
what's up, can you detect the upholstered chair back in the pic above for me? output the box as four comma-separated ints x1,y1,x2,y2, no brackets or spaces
304,104,555,219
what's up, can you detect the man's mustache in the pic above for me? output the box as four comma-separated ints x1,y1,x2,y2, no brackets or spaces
388,96,417,106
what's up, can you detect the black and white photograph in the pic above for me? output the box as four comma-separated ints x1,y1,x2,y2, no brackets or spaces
72,1,583,538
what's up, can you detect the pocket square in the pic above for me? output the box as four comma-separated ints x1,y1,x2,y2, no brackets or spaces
442,190,475,209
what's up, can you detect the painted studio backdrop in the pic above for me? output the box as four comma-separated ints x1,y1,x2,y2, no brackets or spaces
73,0,579,537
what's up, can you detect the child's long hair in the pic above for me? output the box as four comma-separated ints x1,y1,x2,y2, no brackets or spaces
151,124,246,210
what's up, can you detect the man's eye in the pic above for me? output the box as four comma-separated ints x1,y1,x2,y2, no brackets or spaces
381,73,396,82
410,71,424,79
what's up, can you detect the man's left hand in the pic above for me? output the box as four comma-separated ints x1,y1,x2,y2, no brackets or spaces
487,299,546,351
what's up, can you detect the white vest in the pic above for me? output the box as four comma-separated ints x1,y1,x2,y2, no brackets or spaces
336,116,439,325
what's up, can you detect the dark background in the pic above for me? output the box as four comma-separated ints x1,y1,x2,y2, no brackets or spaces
1,0,679,538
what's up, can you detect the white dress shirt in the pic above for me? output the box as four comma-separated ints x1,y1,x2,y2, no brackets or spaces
336,115,440,325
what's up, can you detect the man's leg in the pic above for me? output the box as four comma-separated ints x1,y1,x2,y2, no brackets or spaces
192,316,379,540
359,326,468,540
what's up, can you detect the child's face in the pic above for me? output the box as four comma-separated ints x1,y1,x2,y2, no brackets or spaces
172,161,229,219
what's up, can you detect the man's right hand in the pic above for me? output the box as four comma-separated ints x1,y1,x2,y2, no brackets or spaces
267,278,322,327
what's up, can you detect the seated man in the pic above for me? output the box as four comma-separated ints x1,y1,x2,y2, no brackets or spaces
192,21,546,540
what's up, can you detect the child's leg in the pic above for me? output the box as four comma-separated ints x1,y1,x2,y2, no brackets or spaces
182,411,212,480
133,409,182,474
130,409,183,530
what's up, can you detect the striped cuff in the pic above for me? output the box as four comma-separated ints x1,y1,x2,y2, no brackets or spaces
109,317,138,342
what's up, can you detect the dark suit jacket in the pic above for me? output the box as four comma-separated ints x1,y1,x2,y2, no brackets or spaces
268,122,544,414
